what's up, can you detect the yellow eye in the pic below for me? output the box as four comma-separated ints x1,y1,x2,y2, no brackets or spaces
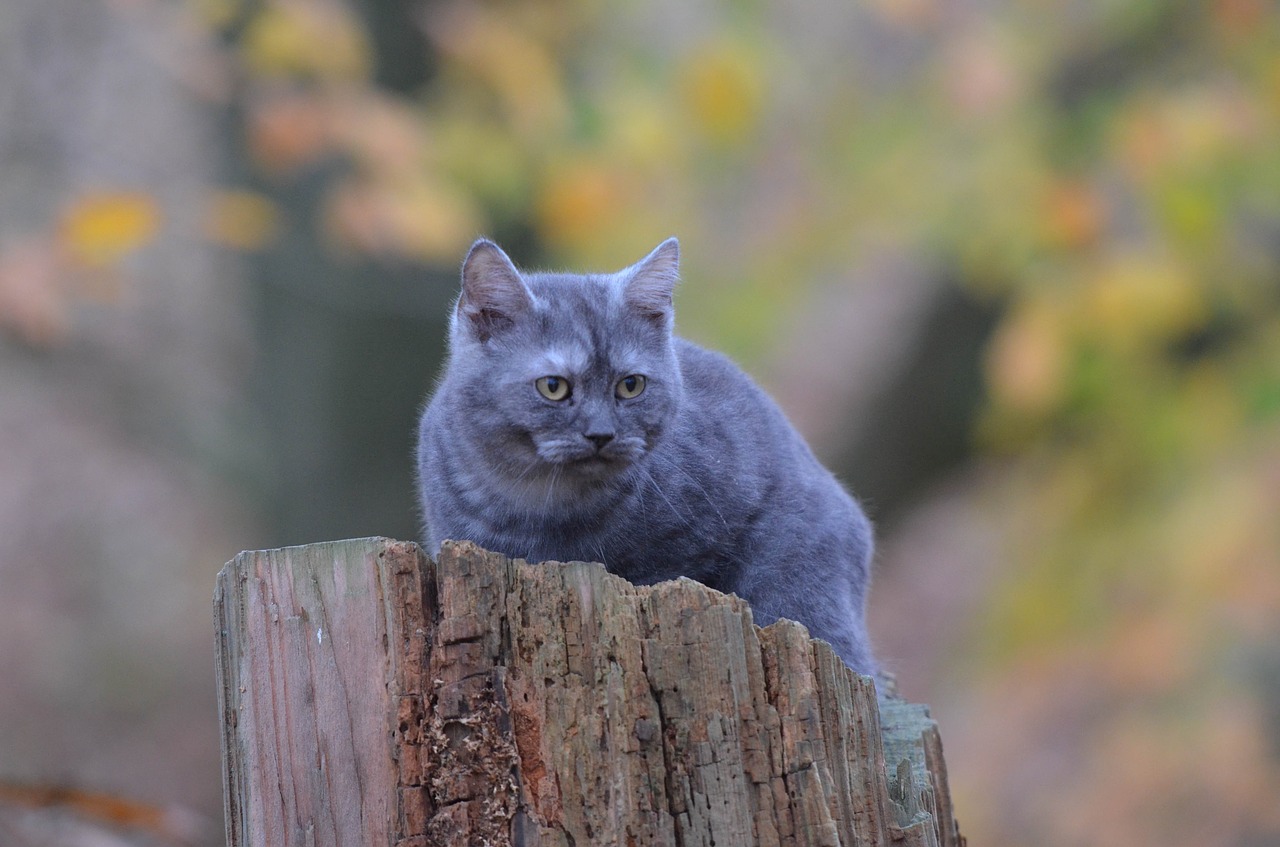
615,374,646,399
536,375,571,401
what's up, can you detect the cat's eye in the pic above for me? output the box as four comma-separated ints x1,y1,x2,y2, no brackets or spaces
536,376,571,401
615,374,646,399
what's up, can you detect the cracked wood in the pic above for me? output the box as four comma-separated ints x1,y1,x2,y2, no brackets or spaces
215,537,963,847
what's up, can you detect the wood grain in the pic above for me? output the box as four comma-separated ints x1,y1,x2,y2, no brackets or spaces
216,537,963,847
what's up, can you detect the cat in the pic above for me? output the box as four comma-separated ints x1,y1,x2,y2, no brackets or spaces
416,237,877,675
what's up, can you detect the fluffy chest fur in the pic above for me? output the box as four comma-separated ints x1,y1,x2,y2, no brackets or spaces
416,238,878,674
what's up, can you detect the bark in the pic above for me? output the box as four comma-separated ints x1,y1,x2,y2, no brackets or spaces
215,537,963,847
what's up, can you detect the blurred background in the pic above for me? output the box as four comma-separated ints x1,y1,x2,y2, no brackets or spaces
2,0,1279,844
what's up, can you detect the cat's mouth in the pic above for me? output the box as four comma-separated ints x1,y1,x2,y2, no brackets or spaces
565,452,624,476
547,449,634,480
534,436,643,470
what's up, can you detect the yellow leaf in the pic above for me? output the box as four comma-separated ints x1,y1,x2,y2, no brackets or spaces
242,1,370,80
679,39,766,148
203,190,280,251
609,90,683,171
429,7,568,138
1082,252,1206,347
435,119,528,208
59,191,161,268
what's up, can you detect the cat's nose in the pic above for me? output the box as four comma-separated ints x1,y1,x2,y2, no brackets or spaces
585,432,614,450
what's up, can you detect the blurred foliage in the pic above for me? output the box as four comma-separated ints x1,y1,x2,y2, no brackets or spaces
3,0,1278,843
0,191,161,346
211,1,1276,842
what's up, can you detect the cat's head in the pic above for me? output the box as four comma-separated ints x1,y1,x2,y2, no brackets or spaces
443,237,682,493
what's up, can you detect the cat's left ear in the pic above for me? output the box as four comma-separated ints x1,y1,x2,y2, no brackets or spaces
457,238,533,343
622,237,679,328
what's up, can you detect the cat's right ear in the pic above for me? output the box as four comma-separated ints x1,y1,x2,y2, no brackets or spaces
622,237,680,330
456,239,533,343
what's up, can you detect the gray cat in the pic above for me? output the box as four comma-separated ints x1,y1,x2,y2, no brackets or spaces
416,238,877,675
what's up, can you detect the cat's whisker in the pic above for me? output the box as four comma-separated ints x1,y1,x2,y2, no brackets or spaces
646,451,729,531
541,465,561,517
638,466,695,535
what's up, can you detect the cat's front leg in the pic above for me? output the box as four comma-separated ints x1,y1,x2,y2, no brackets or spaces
732,557,877,676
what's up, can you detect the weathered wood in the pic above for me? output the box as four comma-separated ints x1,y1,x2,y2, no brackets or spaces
215,537,963,847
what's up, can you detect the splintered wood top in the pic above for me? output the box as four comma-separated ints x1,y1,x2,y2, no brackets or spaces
215,537,963,847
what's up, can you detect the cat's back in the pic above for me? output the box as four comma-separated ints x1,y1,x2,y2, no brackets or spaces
674,338,760,408
672,337,803,451
668,335,861,517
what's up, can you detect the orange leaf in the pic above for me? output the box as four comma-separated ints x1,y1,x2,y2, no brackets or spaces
0,237,69,346
247,92,333,173
679,39,766,148
1042,180,1105,251
535,162,626,249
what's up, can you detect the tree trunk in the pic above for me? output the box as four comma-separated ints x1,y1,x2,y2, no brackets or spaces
214,537,963,847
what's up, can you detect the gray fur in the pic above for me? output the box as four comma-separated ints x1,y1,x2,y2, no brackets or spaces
416,238,877,674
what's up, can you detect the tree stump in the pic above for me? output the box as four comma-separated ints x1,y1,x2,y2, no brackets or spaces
214,537,963,847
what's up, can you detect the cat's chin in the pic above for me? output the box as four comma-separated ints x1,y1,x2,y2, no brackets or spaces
563,455,629,480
